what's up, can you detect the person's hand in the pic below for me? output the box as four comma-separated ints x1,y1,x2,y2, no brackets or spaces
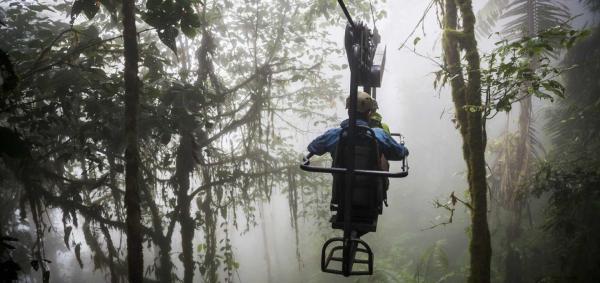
303,152,314,164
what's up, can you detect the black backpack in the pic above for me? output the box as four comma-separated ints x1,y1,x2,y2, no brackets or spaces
330,126,385,233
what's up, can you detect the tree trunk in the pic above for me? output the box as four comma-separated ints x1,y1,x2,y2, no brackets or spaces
157,238,173,282
442,1,492,282
143,182,173,282
176,133,195,283
259,202,274,283
122,0,143,280
201,186,218,283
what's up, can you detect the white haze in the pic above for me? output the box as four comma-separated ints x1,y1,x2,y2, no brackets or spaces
231,0,594,282
23,1,595,282
234,0,470,282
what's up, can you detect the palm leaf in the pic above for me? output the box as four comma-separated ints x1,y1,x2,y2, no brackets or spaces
478,0,571,40
476,0,511,37
528,124,545,160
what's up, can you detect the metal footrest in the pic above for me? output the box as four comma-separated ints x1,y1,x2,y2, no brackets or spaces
321,236,373,276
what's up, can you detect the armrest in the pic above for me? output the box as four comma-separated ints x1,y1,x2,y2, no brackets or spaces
300,157,408,178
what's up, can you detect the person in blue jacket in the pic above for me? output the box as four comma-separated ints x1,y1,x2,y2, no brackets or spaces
307,91,408,161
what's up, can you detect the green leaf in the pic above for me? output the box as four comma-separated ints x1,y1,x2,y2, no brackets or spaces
64,226,72,249
181,12,201,38
75,243,83,268
82,0,99,20
70,0,98,23
146,0,162,10
413,36,421,46
181,24,197,38
157,26,179,54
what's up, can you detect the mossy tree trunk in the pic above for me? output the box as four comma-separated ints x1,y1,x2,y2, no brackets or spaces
442,0,492,282
176,132,195,283
122,0,143,280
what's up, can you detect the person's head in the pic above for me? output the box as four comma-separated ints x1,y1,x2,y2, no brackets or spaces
345,91,373,120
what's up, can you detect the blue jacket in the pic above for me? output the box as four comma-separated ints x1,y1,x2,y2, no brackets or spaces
307,119,409,160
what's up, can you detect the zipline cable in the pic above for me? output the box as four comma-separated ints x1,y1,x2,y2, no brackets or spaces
337,0,355,28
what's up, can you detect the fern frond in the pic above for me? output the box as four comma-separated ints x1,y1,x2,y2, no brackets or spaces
475,0,511,37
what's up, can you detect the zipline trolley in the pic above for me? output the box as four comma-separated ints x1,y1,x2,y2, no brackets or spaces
300,0,409,277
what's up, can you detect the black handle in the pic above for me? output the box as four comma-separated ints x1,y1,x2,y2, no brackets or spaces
300,159,408,178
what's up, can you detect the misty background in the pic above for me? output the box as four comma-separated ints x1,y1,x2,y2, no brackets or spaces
1,0,598,282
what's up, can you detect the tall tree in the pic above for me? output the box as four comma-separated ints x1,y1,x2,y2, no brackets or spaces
476,1,569,281
0,0,348,281
437,0,583,280
442,0,491,282
122,0,143,280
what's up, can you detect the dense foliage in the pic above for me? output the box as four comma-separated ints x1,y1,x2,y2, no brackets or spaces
1,0,599,282
0,0,361,281
530,23,600,283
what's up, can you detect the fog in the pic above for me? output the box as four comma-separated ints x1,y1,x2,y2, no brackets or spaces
3,0,491,281
2,0,598,282
234,0,471,281
231,0,596,282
